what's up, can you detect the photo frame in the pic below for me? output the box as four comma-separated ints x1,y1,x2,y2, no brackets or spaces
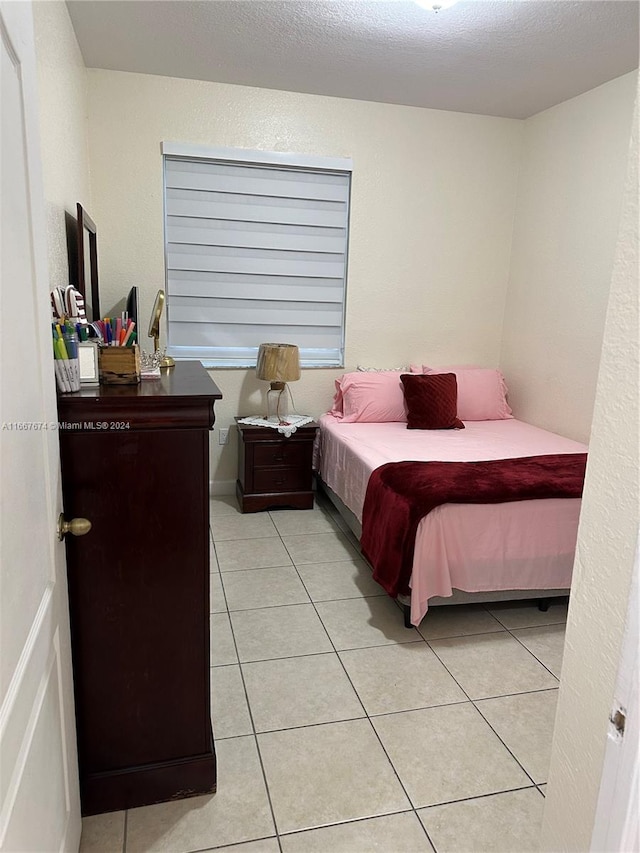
78,341,100,386
77,203,100,322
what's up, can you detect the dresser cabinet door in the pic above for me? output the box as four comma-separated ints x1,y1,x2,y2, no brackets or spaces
61,428,210,772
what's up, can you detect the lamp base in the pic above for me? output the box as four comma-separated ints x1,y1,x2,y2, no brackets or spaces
265,382,288,423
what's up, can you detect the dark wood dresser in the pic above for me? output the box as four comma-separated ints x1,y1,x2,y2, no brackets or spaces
235,419,318,512
57,362,222,815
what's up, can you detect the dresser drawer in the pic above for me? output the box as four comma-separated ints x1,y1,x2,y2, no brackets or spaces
253,466,310,493
253,441,309,469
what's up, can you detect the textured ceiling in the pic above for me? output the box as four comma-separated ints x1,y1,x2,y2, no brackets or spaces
66,0,639,119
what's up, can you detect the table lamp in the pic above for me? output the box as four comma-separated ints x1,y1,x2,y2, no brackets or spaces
256,343,301,423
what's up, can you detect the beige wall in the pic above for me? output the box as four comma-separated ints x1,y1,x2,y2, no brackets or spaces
499,72,636,444
541,82,638,852
85,69,522,487
33,0,91,292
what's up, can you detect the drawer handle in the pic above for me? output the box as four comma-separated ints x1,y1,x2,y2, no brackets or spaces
274,453,285,463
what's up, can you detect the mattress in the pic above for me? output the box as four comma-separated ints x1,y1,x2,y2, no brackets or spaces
316,415,587,624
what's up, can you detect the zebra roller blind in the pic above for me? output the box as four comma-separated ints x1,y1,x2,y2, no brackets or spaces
162,144,351,367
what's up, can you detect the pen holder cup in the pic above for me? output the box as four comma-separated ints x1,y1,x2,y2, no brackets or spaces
55,358,81,393
98,345,141,385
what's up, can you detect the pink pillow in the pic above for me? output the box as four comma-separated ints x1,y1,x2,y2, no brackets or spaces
329,367,421,417
329,377,345,416
423,366,513,420
331,371,408,422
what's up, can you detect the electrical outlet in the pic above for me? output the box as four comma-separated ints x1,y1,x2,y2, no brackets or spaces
218,428,229,445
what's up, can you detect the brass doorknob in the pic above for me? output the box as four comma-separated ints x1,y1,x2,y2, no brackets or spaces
57,513,92,541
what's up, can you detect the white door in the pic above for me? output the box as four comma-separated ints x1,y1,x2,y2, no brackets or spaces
590,535,639,853
0,2,81,851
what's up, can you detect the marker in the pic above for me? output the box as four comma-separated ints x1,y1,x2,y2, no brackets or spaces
122,321,136,347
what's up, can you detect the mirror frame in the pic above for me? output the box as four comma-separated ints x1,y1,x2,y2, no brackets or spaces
148,289,165,339
76,203,100,321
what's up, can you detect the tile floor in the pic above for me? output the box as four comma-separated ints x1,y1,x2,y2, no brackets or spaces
80,494,568,853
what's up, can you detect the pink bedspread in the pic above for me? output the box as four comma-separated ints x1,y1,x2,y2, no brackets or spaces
315,415,588,624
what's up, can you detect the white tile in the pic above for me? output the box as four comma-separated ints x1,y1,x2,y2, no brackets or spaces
222,566,310,611
339,642,466,715
208,840,279,853
80,812,125,852
209,495,242,517
417,604,505,640
242,653,364,731
210,571,227,613
231,604,333,662
211,513,278,542
488,599,568,629
209,548,220,572
126,737,274,852
322,506,351,534
269,507,339,536
476,689,559,783
281,531,360,564
372,703,529,807
315,596,423,650
429,631,558,699
210,665,252,739
280,811,434,853
296,558,385,601
512,624,566,678
217,537,292,572
258,719,410,833
210,612,238,666
418,788,544,853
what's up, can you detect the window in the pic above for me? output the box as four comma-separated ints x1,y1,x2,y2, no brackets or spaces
162,143,351,367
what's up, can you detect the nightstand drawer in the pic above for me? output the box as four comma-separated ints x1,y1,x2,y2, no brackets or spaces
253,441,309,469
253,466,309,493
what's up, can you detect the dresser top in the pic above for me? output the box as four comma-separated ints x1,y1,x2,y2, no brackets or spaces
57,361,222,429
59,361,222,404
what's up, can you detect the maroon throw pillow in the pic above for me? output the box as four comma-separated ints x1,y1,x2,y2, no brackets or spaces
400,373,465,430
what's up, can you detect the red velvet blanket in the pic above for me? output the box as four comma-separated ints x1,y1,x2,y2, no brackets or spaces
360,453,587,598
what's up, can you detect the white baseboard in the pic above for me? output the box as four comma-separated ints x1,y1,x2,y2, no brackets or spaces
209,480,236,496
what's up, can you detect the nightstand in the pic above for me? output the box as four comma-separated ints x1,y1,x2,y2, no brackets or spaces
235,419,318,512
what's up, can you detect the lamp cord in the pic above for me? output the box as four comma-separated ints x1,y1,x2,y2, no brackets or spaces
287,383,301,417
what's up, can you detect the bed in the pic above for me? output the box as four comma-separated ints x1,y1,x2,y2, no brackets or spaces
314,368,588,627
